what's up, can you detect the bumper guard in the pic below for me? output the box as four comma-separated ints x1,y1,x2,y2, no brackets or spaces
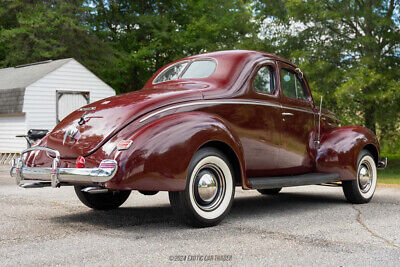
377,157,387,169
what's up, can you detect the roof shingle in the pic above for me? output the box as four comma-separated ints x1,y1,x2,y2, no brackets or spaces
0,58,72,114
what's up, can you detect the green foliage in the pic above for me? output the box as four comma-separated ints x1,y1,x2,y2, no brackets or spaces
254,0,400,153
89,0,255,92
378,154,400,184
0,0,120,90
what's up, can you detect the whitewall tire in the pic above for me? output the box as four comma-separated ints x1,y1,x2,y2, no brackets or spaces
169,147,235,227
342,150,377,204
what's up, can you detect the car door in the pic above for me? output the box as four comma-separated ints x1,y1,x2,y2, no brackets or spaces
277,62,316,174
243,60,283,177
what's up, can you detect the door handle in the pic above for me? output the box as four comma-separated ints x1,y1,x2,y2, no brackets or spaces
282,112,294,116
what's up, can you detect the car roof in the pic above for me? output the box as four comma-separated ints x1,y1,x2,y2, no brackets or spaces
182,50,297,67
144,50,298,89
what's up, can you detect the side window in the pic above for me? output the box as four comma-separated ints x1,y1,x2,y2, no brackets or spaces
253,65,275,94
280,69,309,100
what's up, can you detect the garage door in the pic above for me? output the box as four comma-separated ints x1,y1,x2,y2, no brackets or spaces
56,91,89,123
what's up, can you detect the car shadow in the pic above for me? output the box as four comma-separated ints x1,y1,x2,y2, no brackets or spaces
50,191,348,229
231,192,347,217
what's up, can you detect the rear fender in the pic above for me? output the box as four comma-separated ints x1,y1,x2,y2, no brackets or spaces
316,125,379,181
106,112,245,191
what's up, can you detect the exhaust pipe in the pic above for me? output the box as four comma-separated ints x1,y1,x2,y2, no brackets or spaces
81,186,109,194
19,182,110,194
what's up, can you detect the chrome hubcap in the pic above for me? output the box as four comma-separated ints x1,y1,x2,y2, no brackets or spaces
197,173,218,202
193,163,225,211
358,161,372,193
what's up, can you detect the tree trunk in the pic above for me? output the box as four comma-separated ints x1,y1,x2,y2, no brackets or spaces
364,103,376,134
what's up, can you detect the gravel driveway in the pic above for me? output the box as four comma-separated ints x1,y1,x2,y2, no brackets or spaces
0,165,399,266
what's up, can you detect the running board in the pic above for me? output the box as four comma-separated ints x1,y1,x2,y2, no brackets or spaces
248,173,340,189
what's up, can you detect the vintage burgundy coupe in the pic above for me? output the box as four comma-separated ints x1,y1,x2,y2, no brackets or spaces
10,50,387,227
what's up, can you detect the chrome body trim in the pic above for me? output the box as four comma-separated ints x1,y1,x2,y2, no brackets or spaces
10,146,117,188
138,99,339,123
282,105,315,115
139,100,282,122
78,107,96,111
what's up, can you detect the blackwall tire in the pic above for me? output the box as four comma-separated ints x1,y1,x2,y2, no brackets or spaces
342,150,377,204
74,186,131,210
169,147,235,227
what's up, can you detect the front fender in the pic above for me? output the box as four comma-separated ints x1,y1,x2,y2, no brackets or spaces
316,125,379,181
105,112,245,191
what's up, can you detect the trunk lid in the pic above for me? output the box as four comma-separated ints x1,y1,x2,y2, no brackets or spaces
45,87,203,158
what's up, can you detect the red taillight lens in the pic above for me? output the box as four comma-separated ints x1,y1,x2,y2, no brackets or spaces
76,156,85,168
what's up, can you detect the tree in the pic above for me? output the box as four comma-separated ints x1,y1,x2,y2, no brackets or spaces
254,0,400,150
88,0,256,92
0,0,119,90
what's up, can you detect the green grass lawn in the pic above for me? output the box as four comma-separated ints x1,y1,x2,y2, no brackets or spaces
377,154,400,185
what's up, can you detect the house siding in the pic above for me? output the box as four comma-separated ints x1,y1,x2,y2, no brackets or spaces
23,59,115,131
0,115,27,153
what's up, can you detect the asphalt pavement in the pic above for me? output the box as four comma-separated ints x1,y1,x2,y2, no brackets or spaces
0,165,399,266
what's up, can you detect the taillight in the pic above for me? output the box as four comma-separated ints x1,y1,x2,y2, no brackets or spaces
76,156,85,168
117,140,133,150
99,160,117,169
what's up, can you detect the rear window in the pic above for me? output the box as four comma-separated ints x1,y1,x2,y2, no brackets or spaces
181,60,216,79
153,61,188,84
153,59,216,84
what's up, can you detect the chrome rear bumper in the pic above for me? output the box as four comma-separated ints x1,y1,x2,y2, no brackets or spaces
10,146,118,188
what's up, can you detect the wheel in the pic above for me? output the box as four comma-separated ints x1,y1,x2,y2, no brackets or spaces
342,150,377,204
169,147,235,227
74,186,131,210
257,188,282,195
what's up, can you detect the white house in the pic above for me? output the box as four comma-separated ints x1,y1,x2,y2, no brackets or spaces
0,58,116,162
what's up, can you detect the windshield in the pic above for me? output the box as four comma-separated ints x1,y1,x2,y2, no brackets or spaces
153,59,216,84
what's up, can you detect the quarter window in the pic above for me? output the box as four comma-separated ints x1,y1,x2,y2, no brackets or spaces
280,69,309,100
253,66,275,94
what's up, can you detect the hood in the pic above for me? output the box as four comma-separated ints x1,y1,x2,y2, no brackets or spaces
45,87,203,158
